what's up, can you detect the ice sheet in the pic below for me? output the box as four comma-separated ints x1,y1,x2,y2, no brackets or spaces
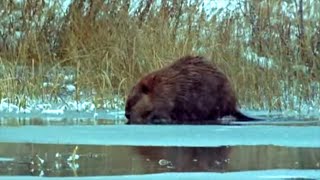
1,125,319,148
0,170,320,180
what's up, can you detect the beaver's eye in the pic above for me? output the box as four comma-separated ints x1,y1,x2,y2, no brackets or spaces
141,84,149,94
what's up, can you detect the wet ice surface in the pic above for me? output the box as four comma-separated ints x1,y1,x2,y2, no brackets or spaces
1,124,320,147
1,170,320,180
0,143,320,179
0,111,320,179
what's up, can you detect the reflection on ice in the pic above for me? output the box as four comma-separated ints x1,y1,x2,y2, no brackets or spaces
0,143,319,178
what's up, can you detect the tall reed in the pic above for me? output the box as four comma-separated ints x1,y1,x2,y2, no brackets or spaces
0,0,318,111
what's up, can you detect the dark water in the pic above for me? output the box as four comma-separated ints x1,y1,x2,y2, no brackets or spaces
0,143,320,177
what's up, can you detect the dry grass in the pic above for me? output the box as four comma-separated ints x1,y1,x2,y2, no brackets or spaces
0,0,319,111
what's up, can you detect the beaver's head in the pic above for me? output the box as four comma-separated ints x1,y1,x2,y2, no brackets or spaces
125,74,158,124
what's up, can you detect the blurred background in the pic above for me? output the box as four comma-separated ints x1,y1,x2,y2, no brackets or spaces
0,0,319,112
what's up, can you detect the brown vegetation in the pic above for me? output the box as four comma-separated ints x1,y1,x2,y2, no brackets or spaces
0,0,319,111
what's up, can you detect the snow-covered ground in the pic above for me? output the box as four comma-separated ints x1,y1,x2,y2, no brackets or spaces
0,96,124,119
0,109,125,125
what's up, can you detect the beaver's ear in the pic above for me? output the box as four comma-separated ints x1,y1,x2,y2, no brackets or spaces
141,74,160,94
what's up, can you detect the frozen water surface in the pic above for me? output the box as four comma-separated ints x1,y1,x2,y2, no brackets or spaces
0,170,320,180
0,107,320,179
0,124,320,147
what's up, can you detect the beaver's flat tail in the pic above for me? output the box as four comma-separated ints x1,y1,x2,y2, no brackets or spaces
233,110,262,121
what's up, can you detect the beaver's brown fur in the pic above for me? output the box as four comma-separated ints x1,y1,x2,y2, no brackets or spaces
125,55,260,124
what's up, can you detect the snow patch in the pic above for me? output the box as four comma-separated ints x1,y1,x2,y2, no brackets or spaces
244,47,275,69
0,157,14,162
41,109,64,115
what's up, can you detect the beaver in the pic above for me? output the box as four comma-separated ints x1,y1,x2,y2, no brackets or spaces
125,55,261,124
